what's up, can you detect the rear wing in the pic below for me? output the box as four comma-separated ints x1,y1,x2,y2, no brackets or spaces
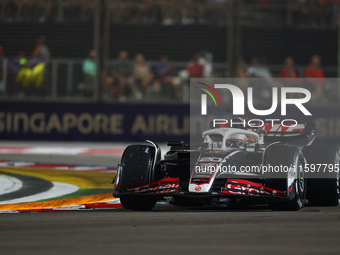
210,120,316,143
252,122,315,143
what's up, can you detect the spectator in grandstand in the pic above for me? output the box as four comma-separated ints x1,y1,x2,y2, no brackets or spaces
32,36,51,60
229,56,248,78
63,0,91,22
194,0,208,24
247,57,277,102
238,56,247,71
118,0,159,24
80,49,96,97
236,67,248,78
187,53,204,78
304,54,325,100
278,57,301,96
198,50,213,78
180,0,195,24
304,55,325,80
155,55,182,99
236,67,249,95
175,69,190,102
161,0,175,25
297,0,310,27
143,1,162,24
155,55,176,80
13,0,32,21
279,57,298,78
298,0,332,28
315,0,331,28
145,79,164,100
205,0,228,25
133,53,154,99
118,1,136,23
247,57,272,78
79,1,97,22
37,0,53,23
112,50,134,100
104,76,120,101
7,51,26,75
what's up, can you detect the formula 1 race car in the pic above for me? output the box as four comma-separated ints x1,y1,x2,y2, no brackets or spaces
112,118,340,211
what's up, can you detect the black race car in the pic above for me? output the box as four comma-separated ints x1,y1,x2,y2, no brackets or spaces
112,119,339,211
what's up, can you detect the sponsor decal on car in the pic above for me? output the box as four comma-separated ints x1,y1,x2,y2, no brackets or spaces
128,178,180,194
222,179,284,196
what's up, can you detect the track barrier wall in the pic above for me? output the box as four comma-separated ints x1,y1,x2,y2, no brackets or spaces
0,101,339,144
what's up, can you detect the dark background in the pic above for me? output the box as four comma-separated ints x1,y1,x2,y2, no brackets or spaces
0,23,337,66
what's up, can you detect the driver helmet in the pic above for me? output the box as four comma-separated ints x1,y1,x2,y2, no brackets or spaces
226,134,246,148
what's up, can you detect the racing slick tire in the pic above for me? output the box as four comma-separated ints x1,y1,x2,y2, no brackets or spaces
303,145,340,206
264,145,307,211
117,145,159,211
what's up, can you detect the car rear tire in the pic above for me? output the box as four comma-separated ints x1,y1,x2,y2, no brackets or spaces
265,145,307,211
303,145,340,206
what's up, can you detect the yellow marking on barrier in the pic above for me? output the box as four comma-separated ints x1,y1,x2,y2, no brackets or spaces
0,167,115,189
0,193,114,211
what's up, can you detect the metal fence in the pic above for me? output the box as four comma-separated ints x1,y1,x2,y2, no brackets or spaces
0,57,338,103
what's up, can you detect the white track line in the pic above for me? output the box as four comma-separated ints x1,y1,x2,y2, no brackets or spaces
24,148,86,155
0,182,79,204
0,175,23,195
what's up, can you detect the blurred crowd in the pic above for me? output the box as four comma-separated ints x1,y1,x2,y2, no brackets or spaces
296,0,340,28
80,49,190,101
79,48,335,103
0,36,51,96
1,0,340,27
0,37,337,103
236,54,335,103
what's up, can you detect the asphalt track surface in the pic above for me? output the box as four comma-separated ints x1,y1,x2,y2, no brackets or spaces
1,205,340,255
1,143,340,255
0,170,52,201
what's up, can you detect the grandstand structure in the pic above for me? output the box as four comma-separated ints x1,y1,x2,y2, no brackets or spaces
0,0,339,103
